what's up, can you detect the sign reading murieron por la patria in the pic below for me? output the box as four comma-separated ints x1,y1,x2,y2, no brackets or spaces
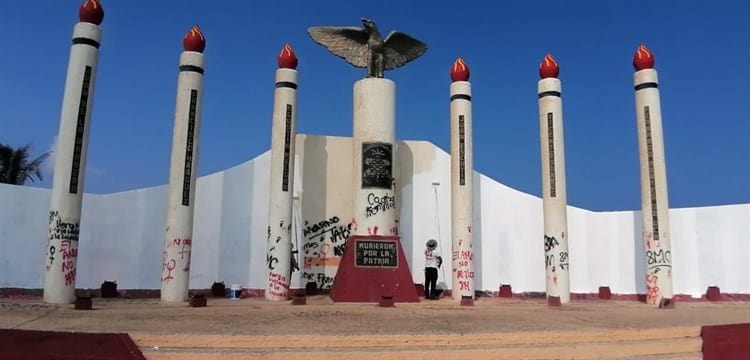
355,238,398,268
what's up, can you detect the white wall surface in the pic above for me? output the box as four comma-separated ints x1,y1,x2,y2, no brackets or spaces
1,134,748,297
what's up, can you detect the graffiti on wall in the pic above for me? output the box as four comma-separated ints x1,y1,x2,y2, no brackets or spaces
361,190,398,236
544,234,568,286
268,272,289,298
453,244,474,293
265,217,294,297
46,210,80,284
161,237,192,282
646,274,659,304
48,211,80,243
301,215,352,291
644,244,671,305
365,193,395,218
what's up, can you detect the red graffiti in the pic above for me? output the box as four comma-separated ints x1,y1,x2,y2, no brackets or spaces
64,268,76,286
62,248,77,259
162,251,176,281
457,270,474,279
178,245,191,272
268,272,289,297
173,238,192,246
164,260,176,280
61,260,74,272
646,274,659,304
459,281,470,291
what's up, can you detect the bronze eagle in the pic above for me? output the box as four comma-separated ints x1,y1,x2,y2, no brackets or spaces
308,18,428,78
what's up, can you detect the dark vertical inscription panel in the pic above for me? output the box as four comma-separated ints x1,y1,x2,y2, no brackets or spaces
644,106,659,241
182,90,198,206
362,142,393,189
69,66,93,194
547,112,556,198
459,115,466,186
282,104,292,192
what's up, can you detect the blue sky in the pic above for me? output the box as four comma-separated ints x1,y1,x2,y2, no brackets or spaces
1,1,748,211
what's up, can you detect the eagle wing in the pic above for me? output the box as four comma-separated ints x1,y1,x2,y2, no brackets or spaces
307,26,370,68
383,31,428,70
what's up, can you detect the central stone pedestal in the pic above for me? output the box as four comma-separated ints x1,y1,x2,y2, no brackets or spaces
330,235,419,303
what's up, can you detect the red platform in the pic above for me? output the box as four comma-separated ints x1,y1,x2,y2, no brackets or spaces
330,235,419,303
702,323,750,360
0,329,145,359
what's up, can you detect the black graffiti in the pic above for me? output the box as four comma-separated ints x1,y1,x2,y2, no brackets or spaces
544,235,559,252
317,273,334,289
278,219,292,234
365,193,395,217
333,243,346,256
305,217,352,244
647,249,671,266
303,216,340,237
330,224,351,243
266,250,278,270
303,242,319,251
545,254,554,268
48,211,80,242
301,272,335,291
559,251,569,270
48,245,56,265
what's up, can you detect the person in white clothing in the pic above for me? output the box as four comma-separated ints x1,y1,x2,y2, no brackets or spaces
424,239,442,299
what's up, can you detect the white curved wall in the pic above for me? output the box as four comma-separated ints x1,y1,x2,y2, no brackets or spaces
1,134,748,297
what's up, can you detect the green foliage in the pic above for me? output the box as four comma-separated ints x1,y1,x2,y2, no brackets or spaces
0,143,50,185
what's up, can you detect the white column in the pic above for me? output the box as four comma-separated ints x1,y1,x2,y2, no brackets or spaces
352,79,398,237
265,64,298,301
449,79,474,301
161,50,205,302
634,55,673,307
538,74,570,305
44,20,103,304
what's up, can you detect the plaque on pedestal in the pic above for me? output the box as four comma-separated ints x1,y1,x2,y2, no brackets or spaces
330,235,419,303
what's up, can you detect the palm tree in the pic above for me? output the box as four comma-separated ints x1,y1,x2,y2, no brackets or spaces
0,143,50,185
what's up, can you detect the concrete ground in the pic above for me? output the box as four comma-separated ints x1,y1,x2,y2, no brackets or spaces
2,296,749,359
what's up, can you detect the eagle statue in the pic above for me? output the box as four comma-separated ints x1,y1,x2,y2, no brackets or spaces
308,18,428,78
